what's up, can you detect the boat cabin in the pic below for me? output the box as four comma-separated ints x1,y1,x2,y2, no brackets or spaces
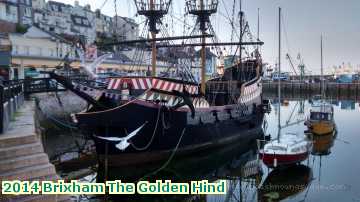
309,103,334,122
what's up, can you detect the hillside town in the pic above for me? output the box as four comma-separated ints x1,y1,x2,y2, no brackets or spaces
0,0,218,81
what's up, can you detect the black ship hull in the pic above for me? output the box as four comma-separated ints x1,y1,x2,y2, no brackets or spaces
75,96,264,167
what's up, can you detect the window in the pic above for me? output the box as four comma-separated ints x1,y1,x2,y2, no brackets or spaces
49,49,54,57
5,5,11,15
13,45,18,55
75,18,81,24
25,46,30,55
38,47,42,56
24,7,32,17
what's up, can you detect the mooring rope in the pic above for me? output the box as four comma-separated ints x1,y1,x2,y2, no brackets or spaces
129,106,162,151
137,127,187,182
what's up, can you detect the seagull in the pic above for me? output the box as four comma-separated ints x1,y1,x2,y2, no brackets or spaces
94,122,148,151
76,48,112,78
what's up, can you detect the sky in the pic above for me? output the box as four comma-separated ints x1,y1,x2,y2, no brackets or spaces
56,0,360,74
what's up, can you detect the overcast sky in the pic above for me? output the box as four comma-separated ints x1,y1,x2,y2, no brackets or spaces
56,0,360,74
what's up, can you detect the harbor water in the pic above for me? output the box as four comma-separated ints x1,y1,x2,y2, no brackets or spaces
54,96,360,202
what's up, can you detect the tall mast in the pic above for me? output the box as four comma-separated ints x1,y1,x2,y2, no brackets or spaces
186,0,218,94
134,0,171,77
200,0,206,94
278,7,281,141
239,0,243,68
321,35,324,99
257,8,260,42
150,0,157,77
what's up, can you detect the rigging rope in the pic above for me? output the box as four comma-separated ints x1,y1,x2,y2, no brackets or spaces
129,106,161,151
137,127,187,181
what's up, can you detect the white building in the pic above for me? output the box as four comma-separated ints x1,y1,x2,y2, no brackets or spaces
33,1,72,35
95,9,113,38
113,16,139,41
71,1,96,44
33,0,96,45
0,0,18,24
18,0,32,26
9,26,75,79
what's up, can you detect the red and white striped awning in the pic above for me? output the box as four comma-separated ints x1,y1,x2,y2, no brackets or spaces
107,77,199,95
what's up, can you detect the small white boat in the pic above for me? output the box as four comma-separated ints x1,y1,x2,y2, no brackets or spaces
259,134,312,168
259,8,312,168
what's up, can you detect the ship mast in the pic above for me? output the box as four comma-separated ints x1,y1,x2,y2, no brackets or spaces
150,0,157,76
200,0,206,94
134,0,172,77
186,0,218,94
278,7,281,142
321,35,324,99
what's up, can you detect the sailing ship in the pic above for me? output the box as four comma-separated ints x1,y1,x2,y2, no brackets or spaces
305,36,336,135
48,0,269,168
259,8,312,168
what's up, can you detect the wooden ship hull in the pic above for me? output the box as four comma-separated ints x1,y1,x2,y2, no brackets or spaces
72,60,267,167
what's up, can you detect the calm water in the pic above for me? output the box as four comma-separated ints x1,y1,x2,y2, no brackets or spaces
64,98,360,202
258,99,360,202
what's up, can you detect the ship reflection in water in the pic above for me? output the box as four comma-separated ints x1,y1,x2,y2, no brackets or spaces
73,99,358,201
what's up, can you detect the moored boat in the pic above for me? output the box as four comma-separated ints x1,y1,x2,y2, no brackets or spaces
259,8,312,168
305,102,335,135
305,37,336,135
259,135,312,168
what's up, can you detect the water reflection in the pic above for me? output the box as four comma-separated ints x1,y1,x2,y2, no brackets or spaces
259,165,312,202
309,131,336,156
102,138,263,202
59,98,359,202
340,100,356,110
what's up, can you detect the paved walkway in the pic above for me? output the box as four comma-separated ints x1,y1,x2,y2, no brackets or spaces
0,101,71,202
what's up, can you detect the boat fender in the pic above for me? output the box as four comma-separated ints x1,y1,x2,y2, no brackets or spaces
274,158,277,167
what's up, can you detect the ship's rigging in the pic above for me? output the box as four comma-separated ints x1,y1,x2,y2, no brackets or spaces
89,0,263,85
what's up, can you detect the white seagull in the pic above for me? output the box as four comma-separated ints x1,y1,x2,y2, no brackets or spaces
94,122,148,151
76,48,112,78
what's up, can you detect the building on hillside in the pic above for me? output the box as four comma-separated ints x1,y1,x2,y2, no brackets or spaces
113,16,139,41
95,9,113,39
17,0,32,26
31,0,46,10
0,0,18,23
70,14,95,44
33,1,72,35
9,26,75,79
71,1,96,44
33,0,96,45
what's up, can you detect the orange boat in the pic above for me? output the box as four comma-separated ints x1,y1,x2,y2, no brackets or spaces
305,102,335,135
